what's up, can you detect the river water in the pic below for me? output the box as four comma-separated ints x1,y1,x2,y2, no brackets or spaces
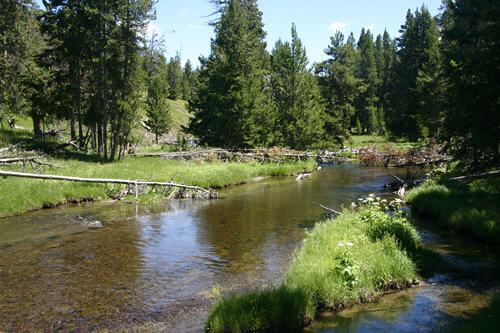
0,164,498,331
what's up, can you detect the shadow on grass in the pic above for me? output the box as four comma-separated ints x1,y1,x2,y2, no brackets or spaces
0,127,112,164
0,127,33,147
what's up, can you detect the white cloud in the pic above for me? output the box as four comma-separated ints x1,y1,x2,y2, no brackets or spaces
189,24,203,30
364,24,375,31
328,22,350,32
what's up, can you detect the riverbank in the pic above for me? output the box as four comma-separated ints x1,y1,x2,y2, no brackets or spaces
0,157,316,217
205,202,421,332
405,178,500,244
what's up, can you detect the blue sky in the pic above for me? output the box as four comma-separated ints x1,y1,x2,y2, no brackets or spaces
35,0,444,67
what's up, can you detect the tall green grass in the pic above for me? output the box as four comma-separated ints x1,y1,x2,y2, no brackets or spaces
0,157,316,217
405,179,500,244
205,206,420,332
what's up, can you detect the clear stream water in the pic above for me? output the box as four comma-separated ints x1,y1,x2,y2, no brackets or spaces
0,164,498,331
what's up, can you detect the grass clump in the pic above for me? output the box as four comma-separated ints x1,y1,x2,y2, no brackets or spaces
205,200,420,332
206,287,313,333
405,179,500,244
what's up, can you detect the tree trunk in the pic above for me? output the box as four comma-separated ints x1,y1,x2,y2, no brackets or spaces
32,113,42,137
70,116,77,141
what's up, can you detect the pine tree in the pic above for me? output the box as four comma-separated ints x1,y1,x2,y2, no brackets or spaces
145,77,171,144
0,0,43,138
355,28,379,134
380,30,396,135
41,0,154,159
441,0,500,169
268,24,324,149
187,0,269,147
181,59,195,99
166,53,183,100
316,31,361,144
391,6,442,141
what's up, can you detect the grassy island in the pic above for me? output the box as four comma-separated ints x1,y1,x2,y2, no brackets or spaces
205,200,421,332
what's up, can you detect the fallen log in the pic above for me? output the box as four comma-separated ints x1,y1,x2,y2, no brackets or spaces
449,170,500,182
312,202,341,215
387,157,453,168
0,157,37,164
0,170,217,199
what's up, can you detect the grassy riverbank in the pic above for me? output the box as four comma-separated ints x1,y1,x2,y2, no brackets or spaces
205,203,420,332
0,157,316,217
405,178,500,244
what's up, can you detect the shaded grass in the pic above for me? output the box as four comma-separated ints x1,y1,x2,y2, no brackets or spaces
0,125,33,147
206,207,420,332
0,157,316,217
405,179,500,244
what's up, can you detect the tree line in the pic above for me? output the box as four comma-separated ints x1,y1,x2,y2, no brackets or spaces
187,0,498,169
1,0,498,169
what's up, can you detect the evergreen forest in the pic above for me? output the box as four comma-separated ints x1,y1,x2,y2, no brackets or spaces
1,0,498,170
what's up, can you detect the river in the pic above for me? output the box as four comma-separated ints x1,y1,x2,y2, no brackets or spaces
0,164,498,331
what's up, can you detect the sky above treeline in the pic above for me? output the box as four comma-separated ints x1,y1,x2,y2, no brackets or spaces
34,0,444,67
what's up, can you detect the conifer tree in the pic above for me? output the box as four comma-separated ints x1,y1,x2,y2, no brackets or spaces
379,30,396,135
355,28,379,134
181,59,195,100
441,0,500,169
268,24,324,149
166,53,183,100
316,31,360,144
391,6,442,140
145,77,171,144
0,0,43,137
187,0,269,147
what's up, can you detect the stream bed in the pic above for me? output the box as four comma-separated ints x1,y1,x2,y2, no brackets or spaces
0,164,498,331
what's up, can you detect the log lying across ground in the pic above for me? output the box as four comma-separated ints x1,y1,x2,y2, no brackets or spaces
449,170,500,182
0,170,218,199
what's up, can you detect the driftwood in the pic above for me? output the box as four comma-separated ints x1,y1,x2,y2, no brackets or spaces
387,157,453,168
312,202,341,215
449,170,500,182
134,149,352,164
296,173,311,181
0,153,60,170
357,145,449,167
0,170,217,199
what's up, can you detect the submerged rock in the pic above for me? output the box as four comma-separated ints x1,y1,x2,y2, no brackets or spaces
87,220,103,230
